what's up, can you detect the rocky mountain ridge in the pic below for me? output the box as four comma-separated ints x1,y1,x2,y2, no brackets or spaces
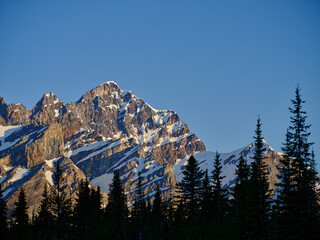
0,82,281,214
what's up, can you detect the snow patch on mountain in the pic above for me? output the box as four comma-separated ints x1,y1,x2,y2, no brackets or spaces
91,172,114,193
45,158,60,168
10,167,30,183
0,125,23,138
174,141,276,188
45,170,54,185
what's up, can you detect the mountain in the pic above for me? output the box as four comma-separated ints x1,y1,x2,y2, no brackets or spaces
192,140,282,191
0,81,281,214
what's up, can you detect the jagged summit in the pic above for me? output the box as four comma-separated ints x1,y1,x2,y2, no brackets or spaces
100,80,120,87
33,92,63,108
0,82,284,217
0,82,174,127
0,81,207,214
77,81,121,104
0,96,6,106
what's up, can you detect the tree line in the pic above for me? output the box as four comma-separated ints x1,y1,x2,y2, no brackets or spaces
0,86,319,240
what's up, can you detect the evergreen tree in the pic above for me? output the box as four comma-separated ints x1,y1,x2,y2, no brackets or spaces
211,151,229,239
247,117,270,240
149,185,165,240
106,171,128,240
172,199,187,240
273,130,296,240
199,169,212,240
12,187,29,240
0,185,8,240
131,171,147,240
49,160,72,240
90,185,104,240
36,184,53,240
74,179,93,240
305,149,320,238
278,86,319,240
230,154,250,240
145,194,151,239
177,155,203,238
164,186,175,240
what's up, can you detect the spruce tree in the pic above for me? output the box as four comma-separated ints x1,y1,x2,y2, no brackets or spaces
305,149,320,238
149,185,164,240
49,160,72,240
164,186,175,240
178,155,203,213
248,117,270,240
106,171,128,240
0,185,8,240
273,130,295,240
177,155,204,239
199,169,212,240
12,187,29,240
278,86,319,239
91,186,104,240
36,184,53,240
231,154,250,240
211,151,229,239
131,171,147,240
145,194,151,239
74,179,93,240
172,199,187,240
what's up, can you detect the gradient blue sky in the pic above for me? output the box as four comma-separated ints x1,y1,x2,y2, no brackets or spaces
1,1,319,166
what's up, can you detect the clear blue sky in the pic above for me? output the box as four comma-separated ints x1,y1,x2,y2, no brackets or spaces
1,1,319,166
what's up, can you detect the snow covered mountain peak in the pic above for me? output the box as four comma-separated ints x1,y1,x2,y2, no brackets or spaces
0,82,284,216
0,82,206,213
190,140,282,190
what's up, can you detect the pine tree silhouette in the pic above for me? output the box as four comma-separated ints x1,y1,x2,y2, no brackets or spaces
131,171,147,240
0,185,8,240
247,117,271,240
199,169,212,240
231,154,250,240
36,184,53,240
276,86,320,239
12,187,29,240
49,160,72,240
106,171,128,240
211,151,229,239
149,185,165,240
178,155,204,239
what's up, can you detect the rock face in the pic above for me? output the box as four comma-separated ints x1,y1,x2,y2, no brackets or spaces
189,140,282,192
0,82,206,213
0,81,281,214
0,97,30,125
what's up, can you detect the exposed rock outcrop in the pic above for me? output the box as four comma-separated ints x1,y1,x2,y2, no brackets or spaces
0,81,281,215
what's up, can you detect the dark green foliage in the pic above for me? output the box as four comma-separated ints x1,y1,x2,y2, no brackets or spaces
211,152,229,239
74,179,103,240
36,184,53,239
199,169,212,240
149,185,165,240
0,185,8,240
178,155,204,239
49,160,72,240
230,154,250,240
273,130,296,240
131,171,147,240
172,199,187,240
247,117,271,240
275,86,320,240
164,187,175,240
12,187,29,240
178,156,204,211
105,170,128,240
2,86,319,240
